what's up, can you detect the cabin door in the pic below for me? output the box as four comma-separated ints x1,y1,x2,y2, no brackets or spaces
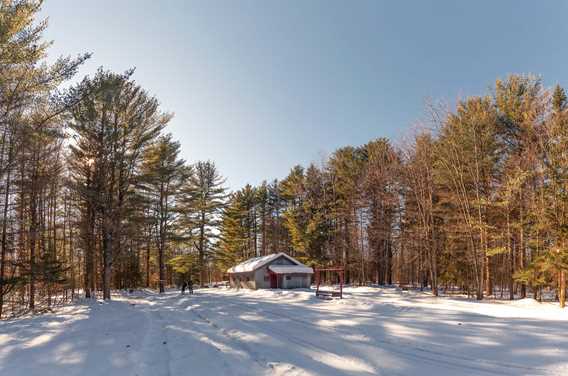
270,272,277,288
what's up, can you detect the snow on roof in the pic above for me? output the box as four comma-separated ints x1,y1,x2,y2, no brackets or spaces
268,265,314,274
227,252,306,273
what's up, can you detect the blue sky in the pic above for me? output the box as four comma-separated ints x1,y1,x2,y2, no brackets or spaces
40,1,568,190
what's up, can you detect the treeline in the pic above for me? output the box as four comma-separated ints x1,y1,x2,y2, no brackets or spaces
216,77,568,308
2,1,567,319
0,1,226,318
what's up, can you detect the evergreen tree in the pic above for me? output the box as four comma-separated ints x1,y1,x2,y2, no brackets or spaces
435,96,501,299
216,191,249,271
363,139,399,286
533,84,568,307
139,134,187,293
0,0,88,314
68,69,167,300
180,161,226,287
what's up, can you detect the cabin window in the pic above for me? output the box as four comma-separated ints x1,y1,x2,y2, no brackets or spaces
286,276,291,280
264,276,269,281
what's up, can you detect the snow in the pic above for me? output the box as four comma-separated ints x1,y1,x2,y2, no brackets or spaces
228,253,280,273
227,253,305,273
268,265,313,274
1,287,567,376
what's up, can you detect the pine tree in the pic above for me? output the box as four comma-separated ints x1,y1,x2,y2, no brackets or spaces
533,84,568,307
216,191,249,271
68,69,167,300
363,139,399,286
139,134,187,293
494,75,544,298
0,0,88,315
326,147,366,283
180,161,226,287
435,96,501,299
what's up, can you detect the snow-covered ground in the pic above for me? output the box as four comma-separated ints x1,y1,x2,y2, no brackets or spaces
1,287,567,376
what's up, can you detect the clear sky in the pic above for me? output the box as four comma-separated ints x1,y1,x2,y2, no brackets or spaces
40,1,568,190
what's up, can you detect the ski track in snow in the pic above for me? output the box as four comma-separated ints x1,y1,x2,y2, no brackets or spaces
0,287,567,376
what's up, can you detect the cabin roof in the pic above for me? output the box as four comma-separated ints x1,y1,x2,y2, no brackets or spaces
268,265,313,274
227,252,307,273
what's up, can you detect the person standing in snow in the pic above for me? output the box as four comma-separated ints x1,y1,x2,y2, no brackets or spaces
188,279,194,294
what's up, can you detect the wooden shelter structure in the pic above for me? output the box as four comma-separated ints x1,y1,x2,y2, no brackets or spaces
314,267,344,299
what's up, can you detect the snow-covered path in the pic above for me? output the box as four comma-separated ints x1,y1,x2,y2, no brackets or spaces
1,287,567,376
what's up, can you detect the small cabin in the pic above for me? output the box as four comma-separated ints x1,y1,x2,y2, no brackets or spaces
227,253,313,289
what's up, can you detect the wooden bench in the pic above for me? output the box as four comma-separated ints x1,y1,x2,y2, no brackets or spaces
316,290,342,299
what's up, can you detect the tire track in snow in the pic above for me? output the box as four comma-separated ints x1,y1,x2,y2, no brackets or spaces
146,292,266,376
239,301,553,375
128,293,233,376
188,307,272,371
189,296,380,375
200,294,554,376
132,301,173,376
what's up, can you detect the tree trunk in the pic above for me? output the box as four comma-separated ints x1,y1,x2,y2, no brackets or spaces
29,190,38,311
158,239,165,293
428,218,438,296
519,200,526,298
560,270,566,309
84,201,96,299
102,220,112,300
146,232,151,288
261,206,267,256
507,210,514,300
157,182,166,293
0,141,12,318
199,214,206,287
484,254,492,297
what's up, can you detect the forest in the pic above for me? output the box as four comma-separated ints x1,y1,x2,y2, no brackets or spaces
1,0,568,319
